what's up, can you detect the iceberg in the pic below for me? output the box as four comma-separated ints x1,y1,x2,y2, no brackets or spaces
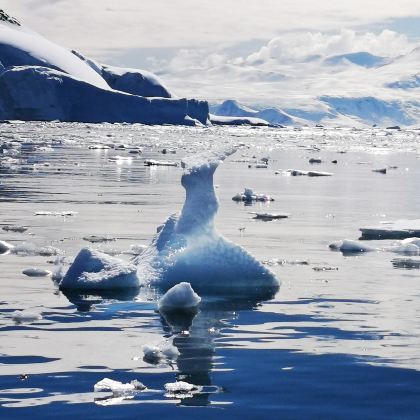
136,149,279,296
329,239,376,254
158,282,201,312
0,11,209,125
360,220,420,240
59,248,139,290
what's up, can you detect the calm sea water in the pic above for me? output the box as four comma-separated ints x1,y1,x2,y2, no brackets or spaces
1,123,420,419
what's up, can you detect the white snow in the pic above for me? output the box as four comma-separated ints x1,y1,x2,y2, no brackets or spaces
12,310,42,324
158,282,201,311
59,248,139,290
0,22,108,89
210,100,295,126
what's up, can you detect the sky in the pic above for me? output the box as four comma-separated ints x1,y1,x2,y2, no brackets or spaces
3,0,420,108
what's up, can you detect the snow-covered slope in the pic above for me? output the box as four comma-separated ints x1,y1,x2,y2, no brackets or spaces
210,100,295,126
72,50,173,98
0,10,208,125
0,18,108,89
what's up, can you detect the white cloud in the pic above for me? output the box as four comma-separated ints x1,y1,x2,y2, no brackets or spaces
246,30,415,64
2,0,420,60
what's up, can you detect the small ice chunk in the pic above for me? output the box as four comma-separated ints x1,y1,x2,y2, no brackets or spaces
2,225,27,233
12,310,42,324
232,188,274,202
0,240,14,255
250,212,289,220
22,268,52,277
387,243,420,255
94,378,146,396
142,338,180,364
11,243,61,257
400,237,420,247
60,248,139,290
144,159,177,167
164,381,198,394
35,211,78,216
83,235,115,243
158,282,201,312
307,171,333,177
372,168,387,174
392,258,420,269
329,240,376,253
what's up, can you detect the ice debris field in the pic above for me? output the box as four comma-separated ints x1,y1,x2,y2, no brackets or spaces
1,123,420,418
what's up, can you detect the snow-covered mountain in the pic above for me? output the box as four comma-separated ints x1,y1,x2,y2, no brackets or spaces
210,100,296,126
0,10,208,125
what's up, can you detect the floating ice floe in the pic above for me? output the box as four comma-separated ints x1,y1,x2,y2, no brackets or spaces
158,282,201,312
12,310,42,324
284,169,333,177
144,159,177,167
135,149,279,296
59,248,139,290
94,378,146,396
164,381,200,398
22,268,52,277
0,240,14,255
372,168,387,174
83,235,115,243
35,211,78,217
250,212,289,221
329,239,376,253
2,225,27,233
142,338,180,365
386,243,420,255
392,258,420,269
232,188,274,202
360,220,420,239
11,243,61,257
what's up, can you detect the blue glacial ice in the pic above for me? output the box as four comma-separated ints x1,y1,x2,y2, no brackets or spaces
158,282,201,312
59,248,139,290
136,149,279,295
